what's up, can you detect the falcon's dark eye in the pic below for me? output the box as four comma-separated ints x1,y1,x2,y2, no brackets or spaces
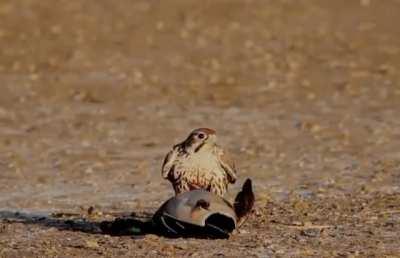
197,133,205,139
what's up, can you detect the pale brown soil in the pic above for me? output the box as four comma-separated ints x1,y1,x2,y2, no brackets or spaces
1,0,400,257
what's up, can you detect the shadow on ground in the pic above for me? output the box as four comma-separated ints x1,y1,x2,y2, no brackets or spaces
0,210,151,237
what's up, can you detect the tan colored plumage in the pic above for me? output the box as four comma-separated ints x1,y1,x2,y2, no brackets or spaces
162,128,237,196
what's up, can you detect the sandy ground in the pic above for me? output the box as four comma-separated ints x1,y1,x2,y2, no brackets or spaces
1,0,400,257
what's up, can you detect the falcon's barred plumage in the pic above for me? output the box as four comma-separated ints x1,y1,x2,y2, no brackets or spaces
161,128,237,196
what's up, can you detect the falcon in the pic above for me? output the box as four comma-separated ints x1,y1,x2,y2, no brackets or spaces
161,128,237,196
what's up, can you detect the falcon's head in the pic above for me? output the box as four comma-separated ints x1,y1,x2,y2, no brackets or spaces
182,128,217,153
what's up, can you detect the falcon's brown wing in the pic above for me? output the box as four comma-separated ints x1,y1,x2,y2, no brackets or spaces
217,148,237,183
161,148,178,179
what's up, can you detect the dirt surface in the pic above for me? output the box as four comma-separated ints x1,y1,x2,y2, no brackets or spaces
1,0,400,257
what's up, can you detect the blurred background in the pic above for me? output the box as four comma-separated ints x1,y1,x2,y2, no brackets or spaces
1,0,400,227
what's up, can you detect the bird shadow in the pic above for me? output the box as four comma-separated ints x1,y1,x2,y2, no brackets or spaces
0,209,153,237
